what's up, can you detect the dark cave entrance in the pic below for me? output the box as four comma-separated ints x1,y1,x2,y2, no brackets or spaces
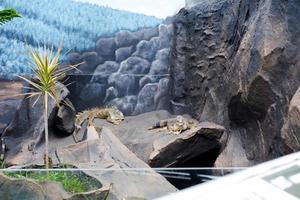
160,146,221,189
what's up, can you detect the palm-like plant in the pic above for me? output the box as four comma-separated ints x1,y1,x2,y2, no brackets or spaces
0,8,21,26
18,46,80,169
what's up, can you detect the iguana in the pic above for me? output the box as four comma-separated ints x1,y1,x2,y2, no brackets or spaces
73,107,124,142
148,115,197,135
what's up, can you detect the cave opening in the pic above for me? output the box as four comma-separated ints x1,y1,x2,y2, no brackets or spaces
162,146,221,189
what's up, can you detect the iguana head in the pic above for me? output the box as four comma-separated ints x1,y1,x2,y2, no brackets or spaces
107,107,125,125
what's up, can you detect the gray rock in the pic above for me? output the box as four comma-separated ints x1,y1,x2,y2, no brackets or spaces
53,98,76,137
79,52,103,73
154,78,170,110
108,73,138,96
118,56,150,75
134,27,159,41
103,86,119,103
96,37,116,59
133,38,160,61
67,52,81,65
79,83,106,107
2,82,69,166
133,83,158,115
281,87,300,152
95,110,225,167
56,127,177,199
115,46,134,63
107,95,137,116
170,0,300,166
91,61,120,84
139,75,156,89
115,30,139,48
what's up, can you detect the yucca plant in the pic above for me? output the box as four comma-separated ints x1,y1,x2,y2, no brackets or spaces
0,8,21,26
18,46,80,169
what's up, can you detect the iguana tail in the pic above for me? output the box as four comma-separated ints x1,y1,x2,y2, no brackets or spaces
148,120,168,130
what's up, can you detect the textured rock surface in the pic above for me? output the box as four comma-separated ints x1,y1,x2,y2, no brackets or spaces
67,24,173,115
95,110,225,167
2,83,70,166
0,81,24,134
56,126,177,200
170,0,300,166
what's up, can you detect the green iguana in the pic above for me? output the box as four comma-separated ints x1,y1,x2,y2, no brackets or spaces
73,107,124,142
148,115,197,135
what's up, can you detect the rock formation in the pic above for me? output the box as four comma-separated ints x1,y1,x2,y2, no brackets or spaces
170,0,300,166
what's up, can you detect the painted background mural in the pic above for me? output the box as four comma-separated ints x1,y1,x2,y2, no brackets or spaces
0,0,184,115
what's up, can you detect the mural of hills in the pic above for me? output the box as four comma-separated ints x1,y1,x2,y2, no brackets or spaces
0,0,162,76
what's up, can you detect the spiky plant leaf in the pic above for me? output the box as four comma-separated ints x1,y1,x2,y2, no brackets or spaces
0,8,21,26
17,46,80,106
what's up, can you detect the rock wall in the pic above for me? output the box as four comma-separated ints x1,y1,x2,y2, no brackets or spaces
67,24,174,115
170,0,300,166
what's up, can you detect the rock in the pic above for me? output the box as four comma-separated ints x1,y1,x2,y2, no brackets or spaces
133,38,160,61
53,98,76,137
115,30,139,48
79,83,106,107
154,78,170,110
0,173,109,200
134,27,159,41
118,56,150,75
96,37,116,59
56,126,177,200
281,87,300,152
0,80,24,134
79,52,103,73
91,61,120,84
139,75,156,89
115,45,134,62
2,82,69,166
103,86,119,103
94,110,225,167
170,0,300,166
67,52,82,65
108,73,138,96
158,24,173,48
106,95,137,116
133,83,158,115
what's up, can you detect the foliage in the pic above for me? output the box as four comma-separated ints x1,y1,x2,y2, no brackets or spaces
17,46,80,169
0,8,20,25
5,171,91,193
0,0,162,77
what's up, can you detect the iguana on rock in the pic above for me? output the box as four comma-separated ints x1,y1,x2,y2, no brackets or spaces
148,115,197,135
73,107,124,142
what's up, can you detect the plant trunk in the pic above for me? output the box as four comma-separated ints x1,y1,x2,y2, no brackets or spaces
44,93,49,169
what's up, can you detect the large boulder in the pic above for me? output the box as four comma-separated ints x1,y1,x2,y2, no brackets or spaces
118,56,150,75
134,27,159,41
78,52,103,73
2,82,70,166
94,110,225,167
91,61,120,84
170,0,300,166
53,98,76,137
108,73,138,96
115,30,139,48
56,126,177,200
79,83,106,107
281,87,300,152
0,80,24,134
133,38,161,61
106,95,137,116
133,83,158,115
96,37,116,59
115,46,134,63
